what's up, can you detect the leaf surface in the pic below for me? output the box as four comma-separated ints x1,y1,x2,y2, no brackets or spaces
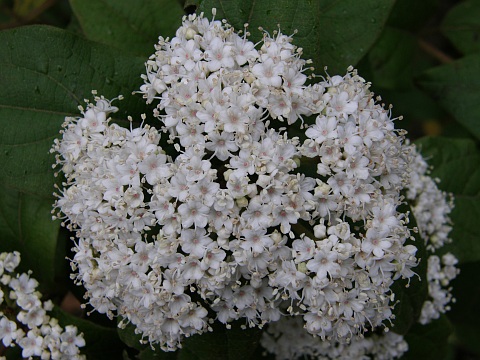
403,315,453,360
418,54,480,140
70,0,184,57
0,186,61,289
442,0,480,55
0,25,146,198
178,321,262,360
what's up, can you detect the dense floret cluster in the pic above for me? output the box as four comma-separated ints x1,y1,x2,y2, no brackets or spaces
261,316,408,360
260,153,458,359
0,252,85,359
51,11,457,358
419,253,458,325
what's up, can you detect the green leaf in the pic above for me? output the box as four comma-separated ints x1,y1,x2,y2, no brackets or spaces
197,0,395,74
70,0,185,57
0,25,147,198
418,54,480,141
138,347,178,360
403,315,454,360
118,320,261,359
387,0,439,31
0,186,61,290
366,87,447,138
118,321,178,359
179,321,262,360
390,203,428,334
367,27,417,90
118,321,147,351
415,136,480,264
447,261,480,356
442,0,480,55
51,306,125,360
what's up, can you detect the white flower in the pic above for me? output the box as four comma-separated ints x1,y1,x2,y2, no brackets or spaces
79,108,106,132
262,316,409,360
181,228,213,257
205,37,234,71
292,236,316,262
181,258,204,281
0,317,17,346
419,253,459,324
361,229,393,258
252,57,284,87
345,155,370,180
205,131,238,161
306,249,341,279
184,154,211,182
2,252,21,273
240,228,273,253
241,199,272,229
337,290,366,319
178,200,210,228
304,312,332,337
305,116,338,144
179,306,208,330
202,247,226,270
337,121,363,154
327,171,354,197
232,36,258,65
171,39,203,71
233,285,255,310
123,186,144,208
0,251,86,358
18,330,44,358
138,152,171,185
272,203,300,234
51,10,457,356
60,325,86,355
9,273,38,294
17,307,46,328
326,91,358,118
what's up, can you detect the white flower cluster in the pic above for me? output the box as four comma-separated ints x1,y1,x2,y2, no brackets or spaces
51,10,458,358
0,251,85,359
406,152,454,251
260,152,458,359
261,316,408,360
406,152,459,325
420,253,458,325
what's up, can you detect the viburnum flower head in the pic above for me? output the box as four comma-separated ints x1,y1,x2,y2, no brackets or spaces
52,9,457,359
0,252,86,359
